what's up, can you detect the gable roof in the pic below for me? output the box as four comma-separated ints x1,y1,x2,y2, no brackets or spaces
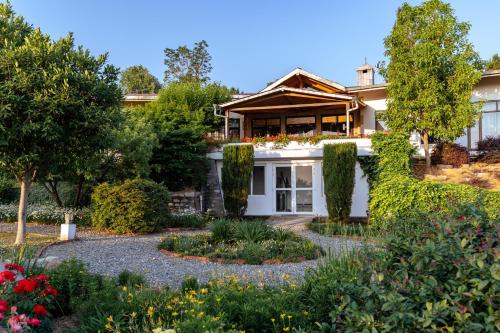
261,68,346,93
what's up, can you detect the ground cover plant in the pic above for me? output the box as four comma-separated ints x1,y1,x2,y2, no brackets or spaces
308,219,379,239
39,205,499,333
158,219,324,264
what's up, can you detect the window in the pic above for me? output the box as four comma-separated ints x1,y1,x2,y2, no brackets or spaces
249,166,265,195
321,114,353,135
286,116,316,135
252,118,280,137
228,118,240,138
468,100,500,149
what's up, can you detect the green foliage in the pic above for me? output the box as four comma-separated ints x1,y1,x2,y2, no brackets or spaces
150,128,209,191
323,143,357,221
379,0,482,166
369,174,500,229
120,65,161,94
91,179,170,234
117,270,147,288
371,132,415,179
485,53,500,70
221,145,254,217
431,142,470,167
158,219,323,265
164,40,212,84
357,155,379,190
166,213,208,229
308,221,377,239
181,276,199,292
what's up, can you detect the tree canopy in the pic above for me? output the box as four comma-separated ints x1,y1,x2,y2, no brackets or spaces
379,0,482,168
0,3,122,243
164,40,212,84
120,65,161,94
485,53,500,70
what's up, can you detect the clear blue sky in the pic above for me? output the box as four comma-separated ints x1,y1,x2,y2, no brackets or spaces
8,0,500,92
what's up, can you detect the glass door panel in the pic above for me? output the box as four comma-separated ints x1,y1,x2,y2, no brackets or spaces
296,190,312,212
276,167,291,188
276,166,292,212
276,190,292,212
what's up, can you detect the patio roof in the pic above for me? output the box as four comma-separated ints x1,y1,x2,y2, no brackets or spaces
220,87,361,113
261,68,346,93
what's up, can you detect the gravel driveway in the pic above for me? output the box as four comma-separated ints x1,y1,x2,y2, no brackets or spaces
2,219,361,288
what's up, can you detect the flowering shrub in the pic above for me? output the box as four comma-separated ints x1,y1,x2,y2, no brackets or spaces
0,204,90,226
240,133,367,149
0,263,58,332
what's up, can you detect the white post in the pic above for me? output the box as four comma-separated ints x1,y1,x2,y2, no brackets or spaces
60,212,76,241
346,104,350,136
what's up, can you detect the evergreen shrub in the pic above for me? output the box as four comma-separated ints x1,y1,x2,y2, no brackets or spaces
91,179,170,234
221,144,254,217
323,143,357,221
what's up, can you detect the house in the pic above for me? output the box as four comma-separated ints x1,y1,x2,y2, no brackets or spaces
205,66,500,217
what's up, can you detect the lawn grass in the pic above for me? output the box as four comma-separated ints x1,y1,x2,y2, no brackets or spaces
0,231,58,257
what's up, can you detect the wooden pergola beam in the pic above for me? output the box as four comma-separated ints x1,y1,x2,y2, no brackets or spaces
229,101,349,112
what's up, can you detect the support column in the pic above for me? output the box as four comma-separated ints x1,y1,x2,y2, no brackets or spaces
345,103,350,136
224,110,229,139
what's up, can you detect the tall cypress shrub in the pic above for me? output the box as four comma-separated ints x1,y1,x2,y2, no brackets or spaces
221,144,254,217
323,143,357,222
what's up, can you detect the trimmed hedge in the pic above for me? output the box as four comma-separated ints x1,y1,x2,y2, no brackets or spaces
91,179,170,234
323,143,357,221
369,174,500,229
221,144,254,217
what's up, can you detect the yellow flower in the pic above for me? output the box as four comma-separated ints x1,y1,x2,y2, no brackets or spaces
287,315,292,320
147,306,155,317
172,312,179,317
201,288,208,294
130,312,137,318
271,318,276,323
303,310,309,316
106,315,113,322
239,331,245,333
283,327,290,332
167,305,173,310
280,313,286,319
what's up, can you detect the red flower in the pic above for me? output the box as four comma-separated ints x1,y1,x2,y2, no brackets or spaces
0,270,16,282
33,304,48,317
14,278,38,294
42,286,58,297
4,263,25,273
36,274,49,282
0,299,8,313
28,317,42,326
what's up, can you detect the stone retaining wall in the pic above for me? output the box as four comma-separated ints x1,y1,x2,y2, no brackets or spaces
169,191,203,214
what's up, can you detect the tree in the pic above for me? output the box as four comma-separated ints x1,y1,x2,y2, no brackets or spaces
41,108,158,208
132,81,232,190
120,65,161,94
379,0,482,169
0,3,122,244
164,40,212,83
485,53,500,70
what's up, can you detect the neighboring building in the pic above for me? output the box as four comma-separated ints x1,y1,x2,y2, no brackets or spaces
121,93,158,107
206,66,500,217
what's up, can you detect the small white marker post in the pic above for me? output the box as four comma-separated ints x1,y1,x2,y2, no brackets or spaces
60,212,76,241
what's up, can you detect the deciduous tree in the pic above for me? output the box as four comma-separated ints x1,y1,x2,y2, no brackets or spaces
379,0,482,169
164,40,212,83
120,65,161,94
0,3,122,244
485,53,500,70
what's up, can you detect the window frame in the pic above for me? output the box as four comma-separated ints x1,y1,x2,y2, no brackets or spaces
249,165,266,196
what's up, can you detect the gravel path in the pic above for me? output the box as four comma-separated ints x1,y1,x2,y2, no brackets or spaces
1,220,362,288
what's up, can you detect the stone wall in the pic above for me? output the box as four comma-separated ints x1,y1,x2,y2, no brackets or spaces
168,190,203,214
204,159,225,216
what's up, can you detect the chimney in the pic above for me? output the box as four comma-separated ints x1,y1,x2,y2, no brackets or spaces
356,63,374,86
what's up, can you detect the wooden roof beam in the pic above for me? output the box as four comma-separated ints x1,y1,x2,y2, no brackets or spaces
229,101,349,112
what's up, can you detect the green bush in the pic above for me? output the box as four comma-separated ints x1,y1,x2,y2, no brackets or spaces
221,144,254,217
91,179,170,234
369,174,500,229
158,219,324,264
323,143,357,221
118,270,147,288
166,213,208,228
371,132,415,180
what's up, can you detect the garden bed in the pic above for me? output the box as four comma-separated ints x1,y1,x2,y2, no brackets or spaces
158,219,324,265
308,218,378,240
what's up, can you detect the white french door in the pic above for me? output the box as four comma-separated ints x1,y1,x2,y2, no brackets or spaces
274,164,313,214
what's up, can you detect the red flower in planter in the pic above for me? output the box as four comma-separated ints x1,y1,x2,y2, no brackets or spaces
33,304,48,317
36,274,49,282
0,270,16,283
4,263,25,273
0,299,8,313
28,317,42,326
14,278,38,294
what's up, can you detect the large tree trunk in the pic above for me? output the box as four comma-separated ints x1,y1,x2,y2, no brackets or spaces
422,131,431,171
15,172,31,245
